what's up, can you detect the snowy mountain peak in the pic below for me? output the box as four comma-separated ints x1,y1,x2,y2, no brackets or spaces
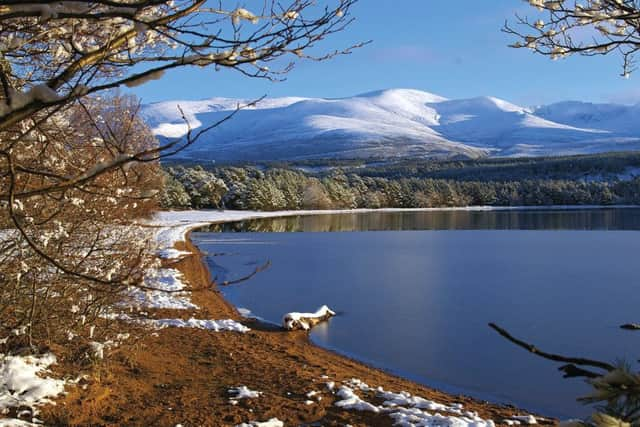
436,96,529,115
484,96,530,113
355,88,448,104
141,89,640,161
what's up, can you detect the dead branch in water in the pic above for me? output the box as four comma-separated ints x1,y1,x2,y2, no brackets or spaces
488,323,615,378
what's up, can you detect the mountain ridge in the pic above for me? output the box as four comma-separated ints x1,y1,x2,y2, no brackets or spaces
141,88,640,161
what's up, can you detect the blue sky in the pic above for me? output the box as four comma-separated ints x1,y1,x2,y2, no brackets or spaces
131,0,639,106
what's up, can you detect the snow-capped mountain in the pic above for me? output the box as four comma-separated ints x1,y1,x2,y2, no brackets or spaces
533,101,640,133
141,89,640,161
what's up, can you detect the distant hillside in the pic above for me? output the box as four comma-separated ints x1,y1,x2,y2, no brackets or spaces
142,89,640,161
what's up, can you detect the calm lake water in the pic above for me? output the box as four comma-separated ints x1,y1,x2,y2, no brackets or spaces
191,208,640,418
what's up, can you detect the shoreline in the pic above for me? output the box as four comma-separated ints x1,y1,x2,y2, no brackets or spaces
158,204,640,225
176,209,561,419
153,204,640,240
42,207,573,426
180,227,549,425
186,228,523,413
156,204,633,423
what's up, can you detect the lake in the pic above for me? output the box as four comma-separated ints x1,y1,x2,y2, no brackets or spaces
191,208,640,418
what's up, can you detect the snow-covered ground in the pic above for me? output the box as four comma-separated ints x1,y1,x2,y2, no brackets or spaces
228,385,262,401
235,419,284,427
151,318,249,332
130,267,197,310
0,211,268,426
0,354,66,426
332,378,541,427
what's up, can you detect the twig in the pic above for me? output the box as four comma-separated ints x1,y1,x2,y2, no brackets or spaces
488,323,615,372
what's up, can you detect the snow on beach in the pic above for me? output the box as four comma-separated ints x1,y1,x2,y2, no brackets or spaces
0,208,552,425
235,419,284,427
151,318,249,333
331,378,538,427
147,209,547,426
0,354,66,426
0,212,256,425
130,267,197,310
120,211,263,330
228,386,263,400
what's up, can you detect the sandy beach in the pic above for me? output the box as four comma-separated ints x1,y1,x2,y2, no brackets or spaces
39,210,552,426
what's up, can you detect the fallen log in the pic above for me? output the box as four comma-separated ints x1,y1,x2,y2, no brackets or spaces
282,305,336,331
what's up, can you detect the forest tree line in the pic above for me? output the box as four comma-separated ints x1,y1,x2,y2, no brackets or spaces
160,163,640,211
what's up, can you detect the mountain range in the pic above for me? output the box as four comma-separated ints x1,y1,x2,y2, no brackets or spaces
141,88,640,161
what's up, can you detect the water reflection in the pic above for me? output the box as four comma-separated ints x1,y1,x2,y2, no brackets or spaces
196,208,640,233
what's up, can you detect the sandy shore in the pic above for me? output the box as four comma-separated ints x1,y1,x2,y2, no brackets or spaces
41,211,555,426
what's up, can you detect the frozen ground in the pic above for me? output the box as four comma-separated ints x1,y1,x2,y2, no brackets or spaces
0,354,66,426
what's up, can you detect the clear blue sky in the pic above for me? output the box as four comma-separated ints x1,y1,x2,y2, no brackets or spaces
130,0,639,106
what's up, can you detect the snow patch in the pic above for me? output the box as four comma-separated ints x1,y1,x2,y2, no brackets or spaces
228,386,262,399
507,415,538,425
151,318,250,333
157,248,192,260
333,378,498,427
235,418,284,427
0,419,42,427
0,354,65,425
131,267,196,310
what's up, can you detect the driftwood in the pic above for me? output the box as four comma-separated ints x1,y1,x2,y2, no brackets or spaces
620,323,640,331
283,305,336,331
488,323,614,379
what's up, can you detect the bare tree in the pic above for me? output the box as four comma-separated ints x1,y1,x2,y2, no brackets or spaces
1,93,162,348
504,0,640,77
0,0,361,349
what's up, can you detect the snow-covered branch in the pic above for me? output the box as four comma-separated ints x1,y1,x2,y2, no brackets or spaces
0,0,361,130
505,0,640,76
